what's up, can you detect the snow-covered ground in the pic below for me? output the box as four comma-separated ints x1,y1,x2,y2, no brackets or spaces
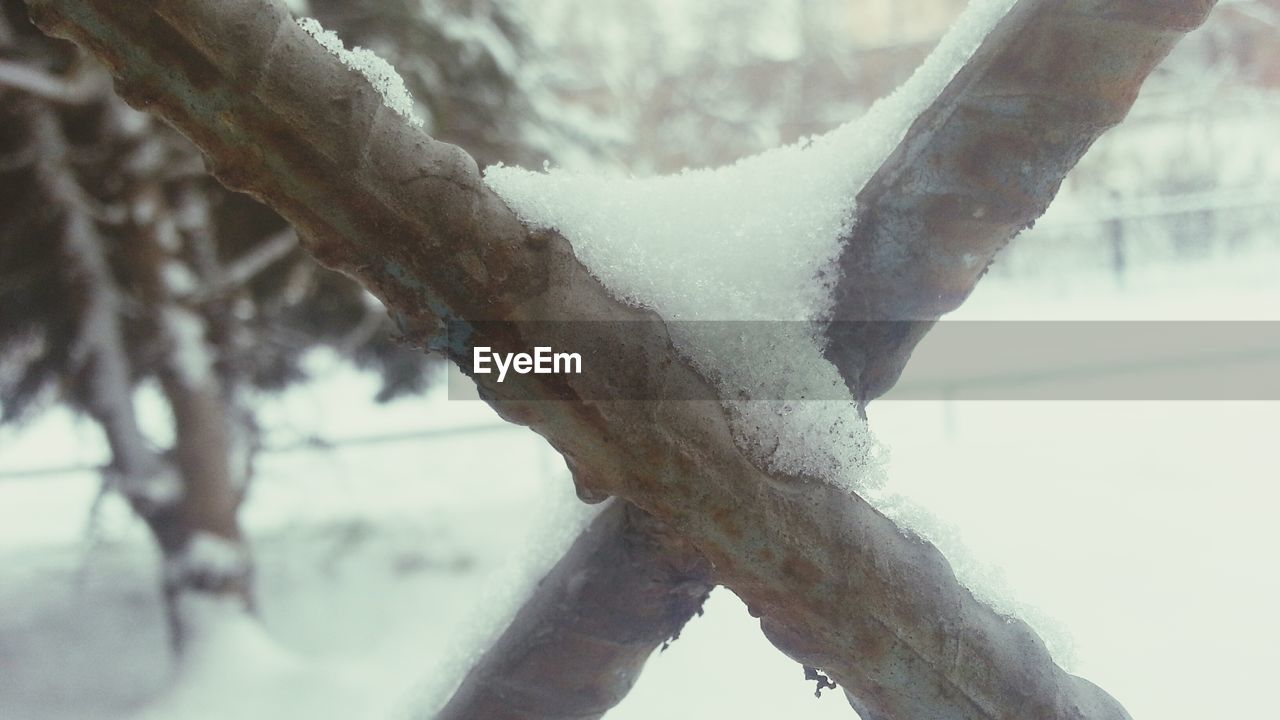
2,247,1278,719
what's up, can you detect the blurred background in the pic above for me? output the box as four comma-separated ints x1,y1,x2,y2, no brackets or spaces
1,0,1277,718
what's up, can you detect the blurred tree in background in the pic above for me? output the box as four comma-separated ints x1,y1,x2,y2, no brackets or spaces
0,0,587,650
535,0,1279,278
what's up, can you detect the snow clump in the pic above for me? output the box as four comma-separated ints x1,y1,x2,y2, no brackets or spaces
296,17,424,128
485,0,1019,487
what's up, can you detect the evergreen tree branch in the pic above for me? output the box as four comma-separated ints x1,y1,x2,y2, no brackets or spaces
24,97,173,507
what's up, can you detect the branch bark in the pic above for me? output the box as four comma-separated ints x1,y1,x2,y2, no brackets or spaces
21,1,1213,718
436,502,712,720
826,0,1219,402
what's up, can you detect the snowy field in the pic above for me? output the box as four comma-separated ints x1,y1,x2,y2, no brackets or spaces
1,248,1278,719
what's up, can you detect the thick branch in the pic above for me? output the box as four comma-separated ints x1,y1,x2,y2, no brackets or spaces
436,502,712,720
826,0,1219,401
23,1,1212,718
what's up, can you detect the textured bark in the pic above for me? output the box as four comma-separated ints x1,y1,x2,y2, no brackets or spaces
436,502,712,720
826,0,1219,402
22,0,1215,718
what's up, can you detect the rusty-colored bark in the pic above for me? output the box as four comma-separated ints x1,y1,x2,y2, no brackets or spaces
22,0,1215,718
436,502,712,720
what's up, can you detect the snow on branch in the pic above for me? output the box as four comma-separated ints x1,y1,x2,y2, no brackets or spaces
165,530,251,590
20,0,1213,718
295,16,424,128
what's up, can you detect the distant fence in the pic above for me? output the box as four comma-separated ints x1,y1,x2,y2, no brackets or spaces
0,422,520,482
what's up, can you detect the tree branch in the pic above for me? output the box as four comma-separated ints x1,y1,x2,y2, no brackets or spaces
24,96,175,507
435,502,712,720
0,56,106,104
207,226,296,297
826,0,1219,402
22,1,1213,718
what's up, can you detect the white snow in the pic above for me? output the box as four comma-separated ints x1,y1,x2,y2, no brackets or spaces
167,531,248,586
227,421,254,493
159,262,199,297
486,0,1019,466
3,2,1276,719
160,306,212,388
114,463,184,508
398,483,607,719
431,10,521,77
3,287,1279,720
485,0,1025,634
296,17,424,129
128,596,385,720
281,0,310,17
487,0,1016,324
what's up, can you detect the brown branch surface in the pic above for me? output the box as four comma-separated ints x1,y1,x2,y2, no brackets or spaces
23,0,1213,718
436,502,712,720
826,0,1219,402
